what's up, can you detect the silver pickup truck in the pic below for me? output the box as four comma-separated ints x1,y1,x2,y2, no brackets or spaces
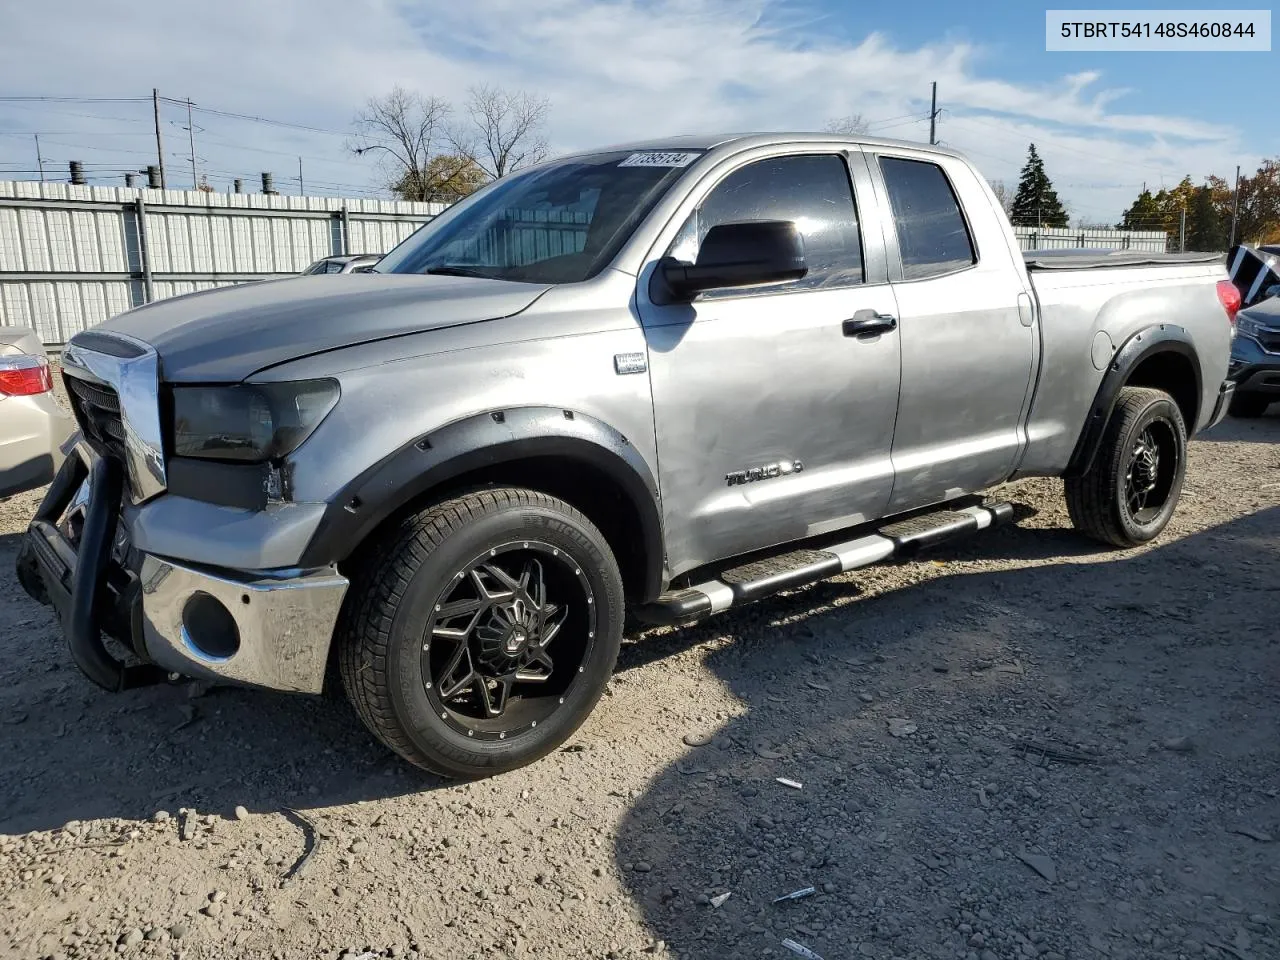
16,134,1239,778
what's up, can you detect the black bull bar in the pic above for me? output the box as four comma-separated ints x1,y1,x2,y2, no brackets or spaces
16,451,166,691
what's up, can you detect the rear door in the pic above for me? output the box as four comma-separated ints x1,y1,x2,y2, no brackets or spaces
638,148,901,575
869,152,1036,512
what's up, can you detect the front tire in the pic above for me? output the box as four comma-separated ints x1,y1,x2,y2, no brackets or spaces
1065,386,1187,548
337,488,624,778
1228,393,1272,418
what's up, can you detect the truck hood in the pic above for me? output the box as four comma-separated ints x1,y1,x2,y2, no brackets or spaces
88,274,551,382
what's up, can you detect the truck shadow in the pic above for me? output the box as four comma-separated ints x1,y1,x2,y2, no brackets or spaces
611,506,1280,959
0,531,449,835
2,501,1276,870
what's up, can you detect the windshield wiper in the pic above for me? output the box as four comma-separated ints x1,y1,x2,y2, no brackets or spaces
423,265,496,279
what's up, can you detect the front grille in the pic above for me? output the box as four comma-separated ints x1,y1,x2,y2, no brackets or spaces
65,375,127,461
1257,331,1280,354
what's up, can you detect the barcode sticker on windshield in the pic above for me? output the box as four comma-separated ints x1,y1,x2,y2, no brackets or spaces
618,152,699,168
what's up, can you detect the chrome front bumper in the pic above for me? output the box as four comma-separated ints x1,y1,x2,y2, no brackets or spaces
18,449,349,695
139,558,348,694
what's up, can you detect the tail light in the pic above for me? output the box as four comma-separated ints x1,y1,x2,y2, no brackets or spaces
0,354,54,396
1217,279,1242,327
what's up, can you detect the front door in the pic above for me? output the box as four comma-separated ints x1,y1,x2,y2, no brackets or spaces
638,150,902,577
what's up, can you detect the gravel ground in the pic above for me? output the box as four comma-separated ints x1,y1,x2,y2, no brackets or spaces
1,411,1277,960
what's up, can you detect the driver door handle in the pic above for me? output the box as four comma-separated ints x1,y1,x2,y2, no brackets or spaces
842,311,898,338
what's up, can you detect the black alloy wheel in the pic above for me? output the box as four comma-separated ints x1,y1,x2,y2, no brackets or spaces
337,487,625,778
1065,386,1188,547
1123,420,1179,524
423,542,595,741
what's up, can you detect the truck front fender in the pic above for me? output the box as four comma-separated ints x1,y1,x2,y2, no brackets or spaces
297,406,666,600
1064,323,1201,478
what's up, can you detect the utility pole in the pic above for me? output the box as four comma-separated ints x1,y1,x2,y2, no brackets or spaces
1179,205,1186,253
186,98,198,191
34,134,45,182
298,157,304,196
929,81,938,145
1229,164,1241,246
152,89,167,190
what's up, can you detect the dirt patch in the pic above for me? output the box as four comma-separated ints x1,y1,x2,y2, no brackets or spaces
1,416,1277,960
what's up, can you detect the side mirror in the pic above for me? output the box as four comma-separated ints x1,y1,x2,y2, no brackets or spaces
654,220,807,302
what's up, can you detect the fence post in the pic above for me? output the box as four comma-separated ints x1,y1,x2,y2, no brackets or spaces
340,205,351,255
135,198,154,303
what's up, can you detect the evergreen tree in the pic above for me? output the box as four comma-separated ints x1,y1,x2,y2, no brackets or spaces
1010,144,1069,228
1118,189,1162,231
1186,185,1226,251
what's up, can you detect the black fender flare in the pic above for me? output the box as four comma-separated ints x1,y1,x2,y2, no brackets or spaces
298,406,666,600
1064,323,1201,478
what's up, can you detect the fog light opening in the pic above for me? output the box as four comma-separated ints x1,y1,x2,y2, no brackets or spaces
181,592,241,661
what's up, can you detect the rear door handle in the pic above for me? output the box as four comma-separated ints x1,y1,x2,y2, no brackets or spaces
842,311,897,338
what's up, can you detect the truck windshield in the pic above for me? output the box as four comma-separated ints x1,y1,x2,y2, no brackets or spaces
374,150,703,284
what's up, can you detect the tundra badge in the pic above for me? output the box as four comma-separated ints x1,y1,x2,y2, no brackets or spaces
726,460,804,486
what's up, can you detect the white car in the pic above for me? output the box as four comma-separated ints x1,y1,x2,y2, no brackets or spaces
0,327,73,498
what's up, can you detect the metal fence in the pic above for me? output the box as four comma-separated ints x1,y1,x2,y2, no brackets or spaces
0,181,443,348
1012,226,1169,253
1,180,1181,350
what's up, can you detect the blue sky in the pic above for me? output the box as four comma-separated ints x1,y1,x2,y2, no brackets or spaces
0,0,1273,223
809,0,1274,148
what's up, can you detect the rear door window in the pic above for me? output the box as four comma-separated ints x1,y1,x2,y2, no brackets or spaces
878,157,976,280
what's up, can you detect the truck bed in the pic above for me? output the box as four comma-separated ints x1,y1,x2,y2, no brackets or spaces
1017,254,1228,477
1023,249,1224,271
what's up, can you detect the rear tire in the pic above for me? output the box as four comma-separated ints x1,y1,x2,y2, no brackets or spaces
1065,386,1187,548
336,487,624,778
1228,393,1271,418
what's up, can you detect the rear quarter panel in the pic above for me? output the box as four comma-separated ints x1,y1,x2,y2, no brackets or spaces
1017,264,1229,476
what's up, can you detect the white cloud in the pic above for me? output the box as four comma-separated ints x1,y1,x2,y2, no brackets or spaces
0,0,1261,220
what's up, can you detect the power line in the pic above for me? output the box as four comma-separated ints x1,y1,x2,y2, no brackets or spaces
195,132,372,167
164,98,358,139
0,130,151,138
38,138,154,156
0,101,150,124
0,96,149,103
869,115,929,133
864,112,931,128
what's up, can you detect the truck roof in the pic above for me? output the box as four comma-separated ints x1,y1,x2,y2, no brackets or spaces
561,132,968,161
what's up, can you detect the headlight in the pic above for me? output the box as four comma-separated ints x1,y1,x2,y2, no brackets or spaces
170,380,340,462
1236,313,1265,340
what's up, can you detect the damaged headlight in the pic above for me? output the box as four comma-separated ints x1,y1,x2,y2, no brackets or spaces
170,379,340,462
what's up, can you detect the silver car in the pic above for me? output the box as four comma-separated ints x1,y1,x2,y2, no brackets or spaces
0,327,73,498
301,254,381,275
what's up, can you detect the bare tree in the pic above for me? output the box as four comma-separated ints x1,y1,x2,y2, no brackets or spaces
988,179,1014,216
452,85,550,180
350,87,472,202
824,114,869,136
